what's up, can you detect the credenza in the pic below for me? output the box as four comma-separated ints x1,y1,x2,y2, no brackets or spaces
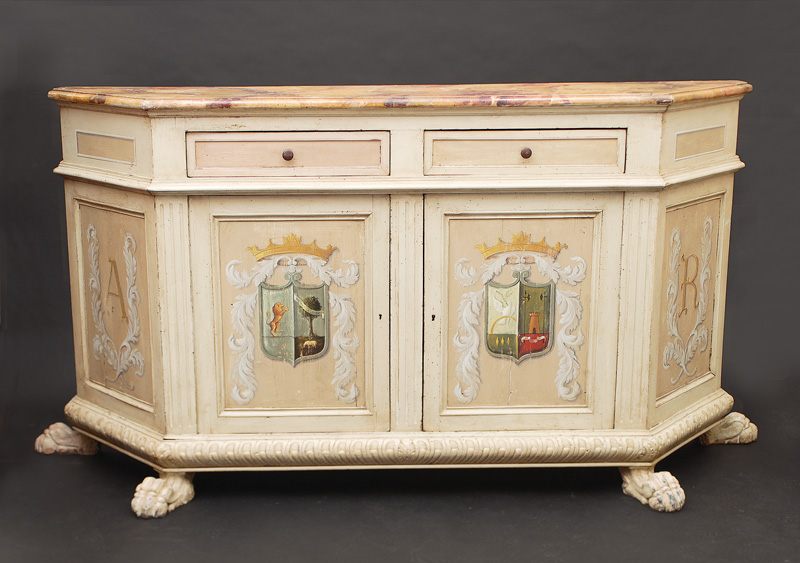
36,82,757,517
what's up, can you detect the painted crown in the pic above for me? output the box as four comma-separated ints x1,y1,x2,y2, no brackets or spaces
476,231,566,260
248,233,337,261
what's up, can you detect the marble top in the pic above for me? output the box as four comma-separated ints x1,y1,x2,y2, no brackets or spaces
49,81,752,111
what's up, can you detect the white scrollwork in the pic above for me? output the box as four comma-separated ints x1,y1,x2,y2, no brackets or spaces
454,252,587,403
226,254,360,405
87,225,145,390
662,217,713,383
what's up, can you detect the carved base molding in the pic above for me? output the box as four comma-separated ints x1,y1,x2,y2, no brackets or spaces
64,391,734,470
699,412,758,445
34,422,99,456
131,472,195,518
620,466,686,512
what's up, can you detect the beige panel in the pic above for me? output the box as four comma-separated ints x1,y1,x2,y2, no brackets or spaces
218,219,367,409
78,204,155,408
187,131,389,177
445,216,594,408
76,131,136,163
675,126,726,160
655,197,722,400
423,192,623,432
190,195,390,433
424,129,626,175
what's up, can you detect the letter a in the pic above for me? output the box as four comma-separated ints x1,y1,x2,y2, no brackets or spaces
106,259,128,320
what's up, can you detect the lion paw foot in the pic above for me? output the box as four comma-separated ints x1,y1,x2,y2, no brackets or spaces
131,473,194,519
34,422,99,455
620,467,685,512
700,412,758,445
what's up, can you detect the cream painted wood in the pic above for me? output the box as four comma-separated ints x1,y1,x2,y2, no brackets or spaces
186,131,390,177
41,83,756,517
389,195,424,431
423,192,622,432
63,180,166,434
659,100,742,174
189,194,391,434
155,197,198,435
60,107,152,179
649,174,733,426
424,129,626,175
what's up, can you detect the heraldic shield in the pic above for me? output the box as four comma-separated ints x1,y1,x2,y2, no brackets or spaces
258,273,329,366
485,271,555,363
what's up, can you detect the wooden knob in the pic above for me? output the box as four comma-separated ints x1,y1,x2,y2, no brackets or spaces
520,147,532,159
282,149,294,161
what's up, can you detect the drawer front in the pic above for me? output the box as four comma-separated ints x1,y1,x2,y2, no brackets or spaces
187,131,390,177
424,129,626,175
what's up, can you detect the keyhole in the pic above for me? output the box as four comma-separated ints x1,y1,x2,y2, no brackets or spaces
378,314,382,320
431,314,436,321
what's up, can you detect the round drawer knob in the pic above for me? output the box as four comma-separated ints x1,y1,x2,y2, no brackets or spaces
520,147,532,159
282,149,294,161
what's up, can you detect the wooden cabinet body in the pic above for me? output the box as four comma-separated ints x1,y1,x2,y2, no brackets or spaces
42,83,757,515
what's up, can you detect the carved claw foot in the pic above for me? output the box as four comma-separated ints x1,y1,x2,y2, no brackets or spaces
131,472,195,519
34,422,99,455
700,412,758,445
620,467,686,512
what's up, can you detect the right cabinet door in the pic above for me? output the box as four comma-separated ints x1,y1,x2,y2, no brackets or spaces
423,192,623,431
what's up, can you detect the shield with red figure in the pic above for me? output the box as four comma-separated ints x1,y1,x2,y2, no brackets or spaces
485,271,554,363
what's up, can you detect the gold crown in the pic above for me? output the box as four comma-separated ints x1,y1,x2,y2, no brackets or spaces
247,233,337,261
476,231,566,260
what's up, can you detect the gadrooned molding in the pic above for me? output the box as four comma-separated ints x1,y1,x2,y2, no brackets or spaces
65,391,733,470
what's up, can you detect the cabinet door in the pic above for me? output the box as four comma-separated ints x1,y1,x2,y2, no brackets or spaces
190,195,390,433
424,193,622,431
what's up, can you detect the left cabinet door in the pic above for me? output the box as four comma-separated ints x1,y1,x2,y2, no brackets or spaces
190,195,390,433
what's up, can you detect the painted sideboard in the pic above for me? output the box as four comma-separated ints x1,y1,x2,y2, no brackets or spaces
36,82,758,517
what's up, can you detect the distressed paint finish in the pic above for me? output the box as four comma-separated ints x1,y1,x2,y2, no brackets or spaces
39,82,756,517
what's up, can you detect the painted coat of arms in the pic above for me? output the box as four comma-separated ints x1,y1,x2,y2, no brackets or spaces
258,273,328,365
225,233,361,405
485,272,554,362
453,231,587,403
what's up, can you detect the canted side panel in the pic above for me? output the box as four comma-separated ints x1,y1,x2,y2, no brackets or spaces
60,108,153,178
649,174,735,426
424,193,622,431
656,196,722,401
77,203,154,407
191,195,390,434
65,181,164,433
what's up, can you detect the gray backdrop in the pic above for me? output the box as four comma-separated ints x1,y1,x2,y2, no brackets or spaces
1,1,797,562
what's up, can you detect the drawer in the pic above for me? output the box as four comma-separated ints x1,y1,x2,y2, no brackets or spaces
187,131,390,177
424,129,626,175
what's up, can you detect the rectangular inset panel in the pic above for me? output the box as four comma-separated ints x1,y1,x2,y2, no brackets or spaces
424,129,626,175
187,131,389,177
191,195,390,433
675,126,726,160
656,197,722,401
423,193,623,431
77,203,154,410
76,131,136,163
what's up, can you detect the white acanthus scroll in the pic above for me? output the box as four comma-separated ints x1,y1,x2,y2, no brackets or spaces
87,224,145,390
453,251,587,403
226,254,360,405
662,217,713,383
